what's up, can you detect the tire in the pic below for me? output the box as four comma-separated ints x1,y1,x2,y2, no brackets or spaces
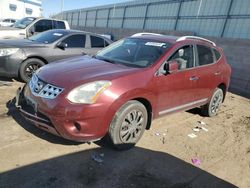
19,58,45,82
108,100,148,150
201,88,224,117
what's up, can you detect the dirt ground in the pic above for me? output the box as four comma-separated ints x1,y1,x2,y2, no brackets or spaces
0,79,249,188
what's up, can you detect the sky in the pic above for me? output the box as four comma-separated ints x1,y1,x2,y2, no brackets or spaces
42,0,134,17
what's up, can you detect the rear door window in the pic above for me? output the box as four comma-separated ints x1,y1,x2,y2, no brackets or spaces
54,21,66,29
62,34,86,48
90,36,105,48
34,20,53,32
197,45,214,66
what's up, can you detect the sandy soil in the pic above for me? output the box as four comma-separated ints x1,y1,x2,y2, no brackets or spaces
0,79,249,188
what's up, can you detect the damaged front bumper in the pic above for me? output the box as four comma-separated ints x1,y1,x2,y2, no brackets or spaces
15,86,60,137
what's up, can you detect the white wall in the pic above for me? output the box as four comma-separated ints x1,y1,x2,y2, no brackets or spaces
0,0,42,20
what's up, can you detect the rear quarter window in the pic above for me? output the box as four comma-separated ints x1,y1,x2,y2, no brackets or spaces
197,45,214,66
213,49,221,61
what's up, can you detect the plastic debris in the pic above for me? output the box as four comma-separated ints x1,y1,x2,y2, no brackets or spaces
188,133,197,138
91,153,104,163
191,158,201,166
201,127,208,132
162,133,167,136
198,121,206,125
155,132,160,136
192,126,202,132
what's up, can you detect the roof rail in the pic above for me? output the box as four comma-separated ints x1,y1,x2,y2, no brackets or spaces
132,32,164,37
177,36,216,46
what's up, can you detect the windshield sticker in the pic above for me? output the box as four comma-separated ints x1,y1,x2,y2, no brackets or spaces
53,33,63,36
145,42,166,47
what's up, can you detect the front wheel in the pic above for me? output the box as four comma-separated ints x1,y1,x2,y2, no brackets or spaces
108,100,148,150
201,88,224,117
19,58,45,82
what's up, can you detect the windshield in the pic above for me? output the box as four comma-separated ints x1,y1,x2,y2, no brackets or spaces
96,38,170,68
29,30,68,44
12,17,35,29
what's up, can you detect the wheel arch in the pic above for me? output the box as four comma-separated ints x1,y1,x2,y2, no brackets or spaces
105,91,155,134
18,56,48,82
217,83,227,102
131,97,153,130
23,56,48,64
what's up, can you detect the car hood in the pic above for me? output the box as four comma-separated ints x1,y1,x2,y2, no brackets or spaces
36,56,139,88
0,27,25,39
0,26,20,30
0,39,45,48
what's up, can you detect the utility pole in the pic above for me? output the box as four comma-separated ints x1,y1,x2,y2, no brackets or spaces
23,1,26,17
61,0,64,19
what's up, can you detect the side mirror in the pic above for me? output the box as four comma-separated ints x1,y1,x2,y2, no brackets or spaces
168,60,179,74
57,42,68,50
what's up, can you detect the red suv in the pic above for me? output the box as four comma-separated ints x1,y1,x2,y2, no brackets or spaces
16,33,231,149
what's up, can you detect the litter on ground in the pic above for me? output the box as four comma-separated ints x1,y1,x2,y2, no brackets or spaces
188,133,197,138
201,127,208,132
91,153,104,163
198,121,206,125
155,132,160,136
191,158,201,166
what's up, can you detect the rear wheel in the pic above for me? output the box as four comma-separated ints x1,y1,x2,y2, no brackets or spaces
201,88,224,117
19,58,45,82
109,100,148,150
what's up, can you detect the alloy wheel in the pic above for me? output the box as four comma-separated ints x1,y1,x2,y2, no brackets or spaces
25,63,41,79
211,91,223,114
120,109,145,143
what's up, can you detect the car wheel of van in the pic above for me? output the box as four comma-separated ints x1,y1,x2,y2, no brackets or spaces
201,88,224,117
109,100,148,150
19,58,45,82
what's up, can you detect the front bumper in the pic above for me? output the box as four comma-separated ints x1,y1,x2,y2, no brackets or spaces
16,85,112,142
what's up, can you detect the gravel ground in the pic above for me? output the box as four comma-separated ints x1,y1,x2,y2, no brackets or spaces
0,79,249,188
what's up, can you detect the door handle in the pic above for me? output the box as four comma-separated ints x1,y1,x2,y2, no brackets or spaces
214,71,221,75
189,76,199,81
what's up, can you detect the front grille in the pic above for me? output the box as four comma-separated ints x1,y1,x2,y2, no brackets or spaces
29,74,63,99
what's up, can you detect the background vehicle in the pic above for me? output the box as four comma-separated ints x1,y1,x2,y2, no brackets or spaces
16,33,231,150
0,17,70,39
0,18,17,27
0,29,112,82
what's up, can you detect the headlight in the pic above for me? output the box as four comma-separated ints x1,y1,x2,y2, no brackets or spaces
67,81,111,104
0,48,19,56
